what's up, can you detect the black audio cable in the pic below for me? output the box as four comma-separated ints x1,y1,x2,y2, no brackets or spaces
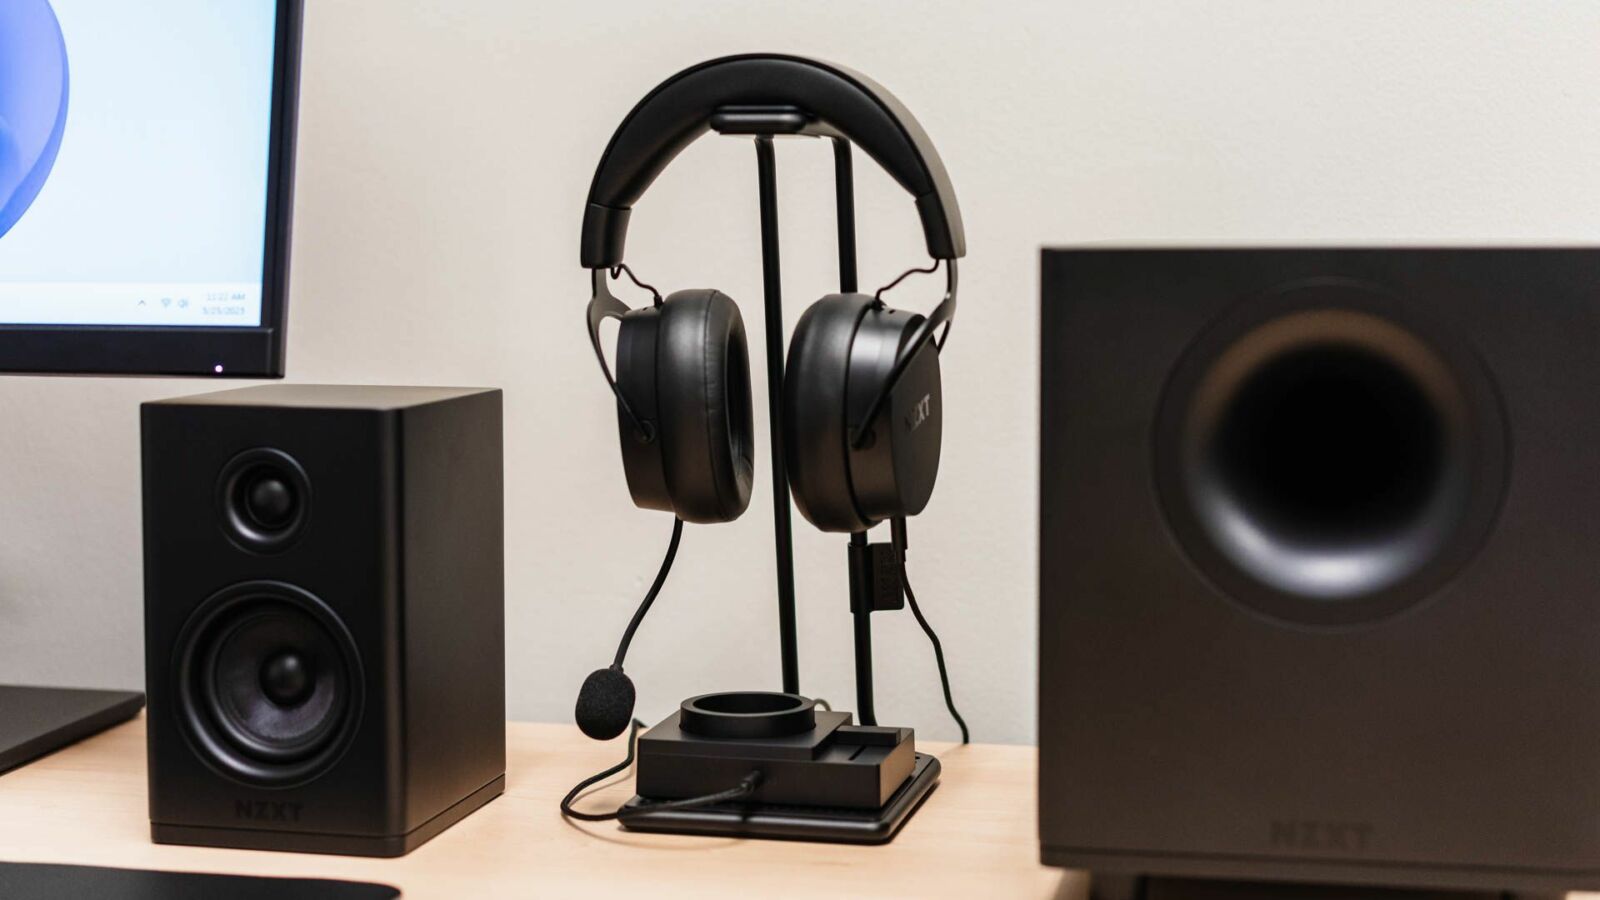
560,719,762,822
893,517,969,744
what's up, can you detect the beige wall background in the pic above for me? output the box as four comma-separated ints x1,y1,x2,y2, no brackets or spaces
3,1,1599,744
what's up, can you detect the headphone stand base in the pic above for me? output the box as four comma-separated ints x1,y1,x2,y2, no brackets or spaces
618,695,937,844
619,750,939,845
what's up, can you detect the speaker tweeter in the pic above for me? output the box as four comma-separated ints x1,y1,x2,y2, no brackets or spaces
217,447,311,552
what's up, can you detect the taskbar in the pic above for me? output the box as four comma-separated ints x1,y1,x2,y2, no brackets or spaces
0,282,262,327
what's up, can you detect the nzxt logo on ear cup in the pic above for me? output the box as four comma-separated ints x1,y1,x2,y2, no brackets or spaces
903,394,933,433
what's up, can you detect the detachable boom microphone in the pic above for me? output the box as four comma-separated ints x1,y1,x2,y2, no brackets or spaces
573,517,684,741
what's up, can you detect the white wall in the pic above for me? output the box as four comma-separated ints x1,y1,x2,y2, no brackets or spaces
3,1,1598,744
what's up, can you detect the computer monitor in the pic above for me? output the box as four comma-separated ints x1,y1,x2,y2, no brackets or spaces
0,0,301,376
0,0,302,769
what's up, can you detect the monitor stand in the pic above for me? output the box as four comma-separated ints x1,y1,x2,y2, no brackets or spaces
0,685,144,774
1092,875,1562,900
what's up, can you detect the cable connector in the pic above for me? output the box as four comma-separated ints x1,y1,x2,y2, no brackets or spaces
848,541,905,614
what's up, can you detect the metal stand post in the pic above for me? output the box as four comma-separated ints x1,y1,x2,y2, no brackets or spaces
753,136,801,696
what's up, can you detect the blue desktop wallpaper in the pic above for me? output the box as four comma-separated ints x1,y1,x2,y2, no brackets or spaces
0,1,278,326
0,0,69,240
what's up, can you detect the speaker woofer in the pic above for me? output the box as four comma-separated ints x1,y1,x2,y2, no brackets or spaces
1155,280,1508,626
174,582,362,786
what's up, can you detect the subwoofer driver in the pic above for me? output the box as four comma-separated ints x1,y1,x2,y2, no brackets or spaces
1153,279,1509,627
173,581,363,787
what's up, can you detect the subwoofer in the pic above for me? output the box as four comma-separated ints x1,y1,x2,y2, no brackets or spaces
143,385,505,856
1038,248,1600,897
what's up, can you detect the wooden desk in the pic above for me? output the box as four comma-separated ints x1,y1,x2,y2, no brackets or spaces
0,715,1074,899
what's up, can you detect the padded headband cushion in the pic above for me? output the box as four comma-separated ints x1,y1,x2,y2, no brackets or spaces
656,289,755,524
581,54,965,268
783,293,875,533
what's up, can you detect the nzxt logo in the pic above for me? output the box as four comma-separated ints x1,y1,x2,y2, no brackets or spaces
903,394,933,433
235,800,303,823
1271,820,1374,853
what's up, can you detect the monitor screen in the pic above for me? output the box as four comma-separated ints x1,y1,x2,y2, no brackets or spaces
0,0,299,376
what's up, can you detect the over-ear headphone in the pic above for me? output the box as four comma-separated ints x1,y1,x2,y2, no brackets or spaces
584,53,965,530
577,54,965,740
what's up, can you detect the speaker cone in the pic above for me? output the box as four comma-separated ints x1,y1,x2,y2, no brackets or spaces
175,582,362,786
1155,280,1508,626
217,448,311,552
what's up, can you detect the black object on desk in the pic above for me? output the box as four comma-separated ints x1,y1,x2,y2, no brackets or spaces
0,686,144,775
0,862,399,900
619,692,940,844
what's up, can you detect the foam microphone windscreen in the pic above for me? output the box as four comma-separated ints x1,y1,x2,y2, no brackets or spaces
575,667,636,741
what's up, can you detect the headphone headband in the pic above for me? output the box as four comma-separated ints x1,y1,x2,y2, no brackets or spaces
580,54,966,268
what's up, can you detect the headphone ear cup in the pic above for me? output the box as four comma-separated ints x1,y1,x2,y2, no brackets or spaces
654,289,755,523
786,294,944,533
784,294,877,533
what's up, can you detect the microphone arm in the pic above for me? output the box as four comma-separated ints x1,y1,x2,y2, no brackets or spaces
612,516,683,669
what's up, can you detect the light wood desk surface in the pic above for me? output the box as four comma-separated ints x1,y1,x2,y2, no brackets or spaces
0,715,1075,899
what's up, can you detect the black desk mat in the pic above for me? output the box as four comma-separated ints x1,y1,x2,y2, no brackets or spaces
0,862,400,899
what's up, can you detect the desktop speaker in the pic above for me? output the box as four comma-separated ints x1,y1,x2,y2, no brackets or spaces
1039,248,1600,896
142,385,505,857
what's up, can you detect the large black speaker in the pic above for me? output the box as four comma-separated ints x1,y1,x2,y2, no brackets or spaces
1039,249,1600,896
142,385,505,857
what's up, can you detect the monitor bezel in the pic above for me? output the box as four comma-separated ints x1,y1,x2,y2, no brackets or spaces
0,0,303,378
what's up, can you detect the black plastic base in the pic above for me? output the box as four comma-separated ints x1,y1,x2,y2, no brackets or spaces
1089,875,1562,900
620,752,940,844
151,774,503,857
635,701,917,810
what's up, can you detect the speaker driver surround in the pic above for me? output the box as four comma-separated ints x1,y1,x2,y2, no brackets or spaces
174,581,363,786
1154,279,1509,627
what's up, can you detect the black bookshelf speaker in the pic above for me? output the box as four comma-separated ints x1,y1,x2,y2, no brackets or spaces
1039,249,1600,896
142,385,505,857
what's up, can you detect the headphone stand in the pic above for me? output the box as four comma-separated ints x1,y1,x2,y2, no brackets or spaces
612,118,940,845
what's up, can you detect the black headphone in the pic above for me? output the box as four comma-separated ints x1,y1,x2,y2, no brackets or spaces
577,54,964,740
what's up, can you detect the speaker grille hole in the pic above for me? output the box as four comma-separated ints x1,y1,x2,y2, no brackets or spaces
1212,344,1444,545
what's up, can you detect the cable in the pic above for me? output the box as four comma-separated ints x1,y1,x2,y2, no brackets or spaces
560,719,647,821
620,771,762,819
607,263,664,307
872,259,941,302
903,564,970,744
560,719,763,822
893,517,970,744
612,517,683,668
